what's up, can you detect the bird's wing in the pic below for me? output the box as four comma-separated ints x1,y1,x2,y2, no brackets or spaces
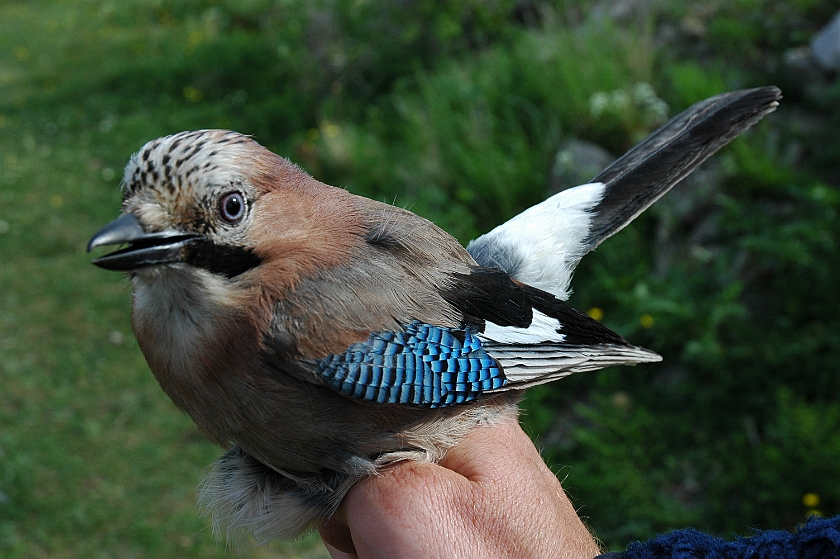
302,269,657,409
466,86,782,299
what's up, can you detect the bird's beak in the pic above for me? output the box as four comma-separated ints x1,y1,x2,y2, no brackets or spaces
87,213,202,271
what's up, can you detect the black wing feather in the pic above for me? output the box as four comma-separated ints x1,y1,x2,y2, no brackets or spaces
440,267,533,328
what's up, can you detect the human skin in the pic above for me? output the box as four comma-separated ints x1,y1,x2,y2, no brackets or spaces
319,419,602,559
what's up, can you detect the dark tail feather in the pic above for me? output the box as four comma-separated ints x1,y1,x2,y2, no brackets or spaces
583,86,782,251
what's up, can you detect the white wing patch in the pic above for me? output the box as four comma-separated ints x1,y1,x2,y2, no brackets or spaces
479,310,563,345
467,182,606,300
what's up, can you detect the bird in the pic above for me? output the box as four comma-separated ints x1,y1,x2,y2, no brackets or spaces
87,86,781,543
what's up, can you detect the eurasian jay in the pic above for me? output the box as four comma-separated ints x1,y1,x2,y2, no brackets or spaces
87,87,781,542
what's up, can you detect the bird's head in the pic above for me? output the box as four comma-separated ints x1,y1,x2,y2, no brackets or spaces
88,130,264,279
88,129,363,288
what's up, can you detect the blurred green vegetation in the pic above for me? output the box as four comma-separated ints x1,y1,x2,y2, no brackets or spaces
1,0,839,556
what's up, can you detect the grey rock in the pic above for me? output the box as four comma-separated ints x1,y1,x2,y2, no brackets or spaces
548,138,614,194
811,11,840,71
782,45,831,101
783,46,826,87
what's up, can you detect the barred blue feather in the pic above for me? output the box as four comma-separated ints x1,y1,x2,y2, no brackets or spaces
314,322,508,408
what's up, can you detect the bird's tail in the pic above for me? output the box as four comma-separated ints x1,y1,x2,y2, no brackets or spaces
467,86,782,299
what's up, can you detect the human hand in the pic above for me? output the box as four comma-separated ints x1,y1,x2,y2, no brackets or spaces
319,418,601,559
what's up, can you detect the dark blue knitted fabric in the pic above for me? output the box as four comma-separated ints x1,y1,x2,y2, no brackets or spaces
598,516,840,559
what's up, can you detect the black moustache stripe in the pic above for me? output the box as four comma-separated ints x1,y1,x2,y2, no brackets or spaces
184,241,263,279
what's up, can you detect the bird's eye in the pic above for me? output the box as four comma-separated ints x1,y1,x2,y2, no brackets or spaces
219,191,246,223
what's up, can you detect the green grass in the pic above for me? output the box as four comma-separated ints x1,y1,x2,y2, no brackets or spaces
2,0,839,555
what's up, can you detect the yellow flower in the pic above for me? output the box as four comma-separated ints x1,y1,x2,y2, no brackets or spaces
640,314,654,328
802,493,820,508
183,86,203,102
14,46,30,61
322,121,340,139
587,307,604,321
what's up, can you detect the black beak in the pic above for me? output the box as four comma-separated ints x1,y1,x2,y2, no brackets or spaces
87,213,202,271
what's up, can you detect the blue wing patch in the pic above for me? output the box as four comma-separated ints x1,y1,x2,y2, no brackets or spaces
314,322,508,408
